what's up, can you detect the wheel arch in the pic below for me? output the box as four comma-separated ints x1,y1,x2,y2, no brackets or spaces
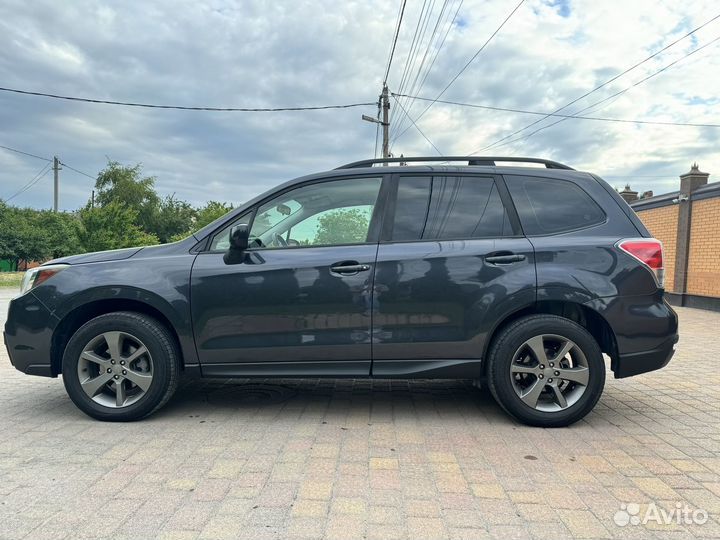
482,300,619,374
51,298,186,376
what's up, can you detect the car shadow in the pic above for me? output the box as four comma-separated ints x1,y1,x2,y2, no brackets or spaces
153,376,509,423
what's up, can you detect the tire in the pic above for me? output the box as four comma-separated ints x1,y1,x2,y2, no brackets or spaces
487,314,605,427
62,311,180,421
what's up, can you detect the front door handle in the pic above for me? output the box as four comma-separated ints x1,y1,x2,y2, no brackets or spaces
485,252,526,265
330,261,371,274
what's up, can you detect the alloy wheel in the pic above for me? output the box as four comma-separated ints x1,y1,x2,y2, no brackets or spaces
509,333,590,412
77,331,154,408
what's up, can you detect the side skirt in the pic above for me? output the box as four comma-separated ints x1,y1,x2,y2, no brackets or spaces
197,359,483,379
372,359,483,378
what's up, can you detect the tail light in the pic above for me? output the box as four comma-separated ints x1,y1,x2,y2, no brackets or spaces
617,239,664,288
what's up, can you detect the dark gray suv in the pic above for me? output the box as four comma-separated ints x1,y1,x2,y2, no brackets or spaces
4,156,678,427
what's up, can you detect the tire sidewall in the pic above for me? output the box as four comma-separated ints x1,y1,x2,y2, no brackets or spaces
62,313,174,421
489,316,606,427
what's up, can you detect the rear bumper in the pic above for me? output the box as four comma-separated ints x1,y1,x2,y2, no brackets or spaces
613,334,678,378
585,292,679,379
4,292,57,377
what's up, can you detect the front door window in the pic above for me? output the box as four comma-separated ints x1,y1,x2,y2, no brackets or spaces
248,177,382,249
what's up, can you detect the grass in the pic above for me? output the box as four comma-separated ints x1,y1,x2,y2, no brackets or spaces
0,272,23,288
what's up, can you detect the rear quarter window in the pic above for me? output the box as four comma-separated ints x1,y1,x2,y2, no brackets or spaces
505,175,605,235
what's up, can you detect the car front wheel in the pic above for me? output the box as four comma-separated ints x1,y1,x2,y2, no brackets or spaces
487,314,606,427
62,311,180,421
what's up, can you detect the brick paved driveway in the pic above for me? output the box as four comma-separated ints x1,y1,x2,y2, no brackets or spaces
1,288,719,540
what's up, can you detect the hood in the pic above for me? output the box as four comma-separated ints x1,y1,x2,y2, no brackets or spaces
43,236,198,266
46,247,143,265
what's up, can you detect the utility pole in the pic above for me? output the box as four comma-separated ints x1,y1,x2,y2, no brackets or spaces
52,156,61,212
362,84,391,164
381,84,390,162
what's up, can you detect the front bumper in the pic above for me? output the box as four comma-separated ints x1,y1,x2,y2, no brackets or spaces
4,292,57,377
613,334,678,378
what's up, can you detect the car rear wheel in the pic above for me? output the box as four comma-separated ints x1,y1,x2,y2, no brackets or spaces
487,314,605,427
62,312,180,421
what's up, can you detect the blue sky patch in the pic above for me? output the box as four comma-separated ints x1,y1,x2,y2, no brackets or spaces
548,0,571,18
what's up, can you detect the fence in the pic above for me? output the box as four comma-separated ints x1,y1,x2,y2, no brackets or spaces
630,164,720,311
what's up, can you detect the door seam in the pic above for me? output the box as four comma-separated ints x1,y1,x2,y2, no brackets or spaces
369,241,380,377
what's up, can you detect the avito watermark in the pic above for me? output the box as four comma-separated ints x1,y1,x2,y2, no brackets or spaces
614,502,708,527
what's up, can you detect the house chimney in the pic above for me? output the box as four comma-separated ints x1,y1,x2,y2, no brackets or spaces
618,184,639,203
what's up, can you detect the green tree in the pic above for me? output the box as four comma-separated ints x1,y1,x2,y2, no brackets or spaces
168,200,234,242
150,195,196,243
35,210,84,259
94,161,159,233
0,204,53,268
195,201,234,229
0,203,85,267
78,201,159,252
313,208,370,245
0,204,27,269
0,203,20,264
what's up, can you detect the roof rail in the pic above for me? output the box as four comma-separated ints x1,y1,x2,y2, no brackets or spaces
336,156,574,170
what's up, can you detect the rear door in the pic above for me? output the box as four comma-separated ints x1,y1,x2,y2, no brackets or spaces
371,172,536,377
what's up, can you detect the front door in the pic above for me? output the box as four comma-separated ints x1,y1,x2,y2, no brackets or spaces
372,173,536,376
191,176,385,376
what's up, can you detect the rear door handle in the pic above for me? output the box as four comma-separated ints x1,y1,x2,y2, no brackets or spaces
330,261,371,274
485,253,526,265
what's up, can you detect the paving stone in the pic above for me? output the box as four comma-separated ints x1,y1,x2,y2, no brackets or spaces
0,300,719,540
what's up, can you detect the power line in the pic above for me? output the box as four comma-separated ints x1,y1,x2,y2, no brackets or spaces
0,144,51,162
390,0,456,142
383,0,405,81
60,161,95,179
476,12,720,152
390,0,448,121
0,87,375,112
4,163,52,203
474,34,720,152
383,0,408,85
390,0,433,129
392,92,720,127
401,0,464,125
1,145,96,178
392,0,525,146
391,95,443,155
390,0,465,140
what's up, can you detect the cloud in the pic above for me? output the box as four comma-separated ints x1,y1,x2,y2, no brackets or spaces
1,0,718,211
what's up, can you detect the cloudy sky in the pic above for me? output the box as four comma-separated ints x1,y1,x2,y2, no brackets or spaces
1,0,719,211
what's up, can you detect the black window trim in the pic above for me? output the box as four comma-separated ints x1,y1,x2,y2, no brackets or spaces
502,173,608,237
380,172,524,244
200,173,392,254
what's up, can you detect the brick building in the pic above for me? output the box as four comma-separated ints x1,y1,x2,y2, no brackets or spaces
629,164,720,311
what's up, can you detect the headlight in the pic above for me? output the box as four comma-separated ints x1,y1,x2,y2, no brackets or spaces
19,264,69,295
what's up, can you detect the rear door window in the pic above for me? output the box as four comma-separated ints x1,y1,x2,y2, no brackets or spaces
505,175,605,235
391,175,512,241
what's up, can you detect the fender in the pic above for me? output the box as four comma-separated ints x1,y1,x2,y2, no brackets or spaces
31,253,199,366
480,285,619,362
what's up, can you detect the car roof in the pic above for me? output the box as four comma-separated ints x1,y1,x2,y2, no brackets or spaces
192,158,596,242
323,164,593,178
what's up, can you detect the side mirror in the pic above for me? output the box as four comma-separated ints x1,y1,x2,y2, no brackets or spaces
229,224,250,251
